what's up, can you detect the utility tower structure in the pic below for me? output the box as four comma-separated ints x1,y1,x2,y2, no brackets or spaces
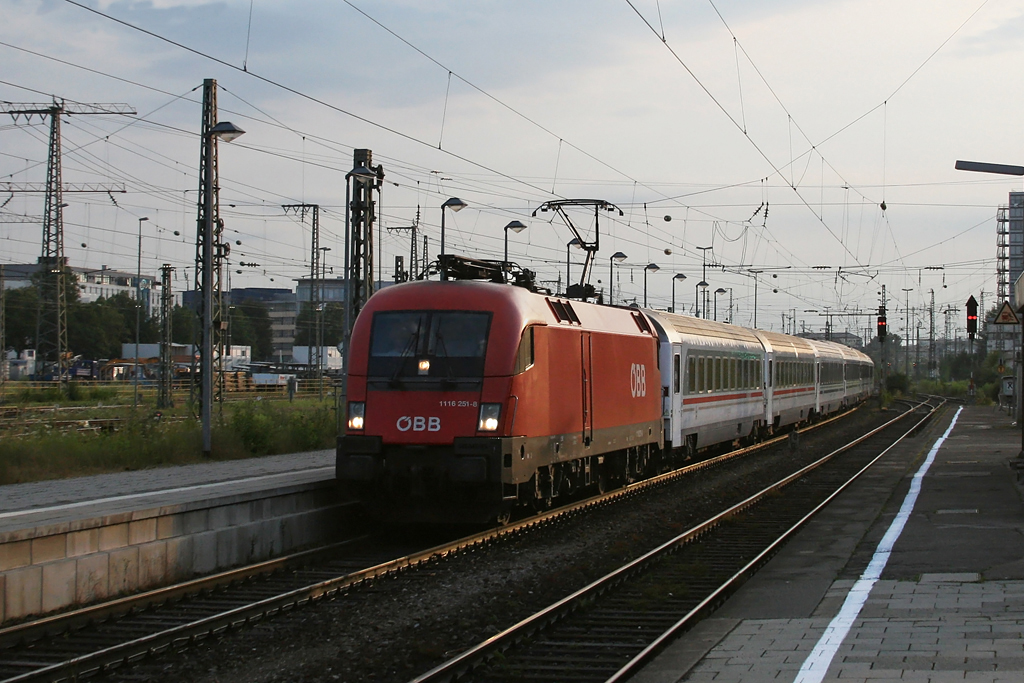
387,205,420,281
929,289,936,377
158,264,175,409
340,151,385,423
283,204,322,384
343,150,384,349
1,100,132,389
190,79,229,432
422,236,429,279
345,149,385,334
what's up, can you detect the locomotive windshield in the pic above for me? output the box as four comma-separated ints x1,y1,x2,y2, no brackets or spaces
368,311,491,385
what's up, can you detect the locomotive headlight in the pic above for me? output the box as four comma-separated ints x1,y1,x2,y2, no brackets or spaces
477,403,501,432
418,359,430,375
347,402,365,431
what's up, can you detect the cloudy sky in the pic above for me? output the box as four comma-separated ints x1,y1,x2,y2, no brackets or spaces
2,0,1022,338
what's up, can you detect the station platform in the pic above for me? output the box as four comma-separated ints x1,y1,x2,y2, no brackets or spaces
634,404,1024,683
0,449,347,624
0,448,335,532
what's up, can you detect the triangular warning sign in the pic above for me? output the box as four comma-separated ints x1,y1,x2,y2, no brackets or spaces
993,301,1020,325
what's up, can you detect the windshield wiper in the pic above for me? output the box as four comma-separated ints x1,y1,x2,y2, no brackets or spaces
432,329,459,388
389,319,422,388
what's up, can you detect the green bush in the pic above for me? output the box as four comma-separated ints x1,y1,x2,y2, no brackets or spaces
886,373,910,395
228,400,335,456
229,400,276,454
0,399,338,485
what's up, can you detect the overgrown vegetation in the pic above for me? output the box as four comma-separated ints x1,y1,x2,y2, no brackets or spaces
0,399,337,485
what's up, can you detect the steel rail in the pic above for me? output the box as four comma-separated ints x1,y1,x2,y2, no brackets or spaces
0,402,870,683
409,399,939,683
0,535,366,650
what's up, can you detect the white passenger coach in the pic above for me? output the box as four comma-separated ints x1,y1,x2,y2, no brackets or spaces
643,309,875,456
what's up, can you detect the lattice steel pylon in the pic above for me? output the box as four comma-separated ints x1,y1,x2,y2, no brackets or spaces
1,100,134,390
346,149,384,330
158,264,175,409
190,80,226,422
282,204,321,386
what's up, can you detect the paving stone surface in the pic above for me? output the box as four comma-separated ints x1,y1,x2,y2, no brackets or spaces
633,406,1024,683
0,449,334,514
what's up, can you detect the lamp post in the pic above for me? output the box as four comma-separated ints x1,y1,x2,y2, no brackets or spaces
566,238,582,293
503,220,528,283
439,197,467,281
609,251,627,305
696,280,709,318
643,263,660,307
696,246,712,318
672,273,687,313
200,121,244,457
714,287,727,321
134,216,149,410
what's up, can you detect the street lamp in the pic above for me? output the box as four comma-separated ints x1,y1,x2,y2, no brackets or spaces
609,251,627,305
503,220,528,283
566,238,582,293
200,121,245,457
643,263,660,307
671,273,687,313
439,197,467,281
714,287,727,321
696,280,709,318
134,216,149,410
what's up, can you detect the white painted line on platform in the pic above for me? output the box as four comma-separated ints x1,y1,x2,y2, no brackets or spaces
792,405,963,683
0,466,336,521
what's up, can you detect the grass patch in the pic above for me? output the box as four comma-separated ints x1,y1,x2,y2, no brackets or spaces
0,399,338,485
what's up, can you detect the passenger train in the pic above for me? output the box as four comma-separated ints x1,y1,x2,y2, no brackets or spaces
336,280,874,523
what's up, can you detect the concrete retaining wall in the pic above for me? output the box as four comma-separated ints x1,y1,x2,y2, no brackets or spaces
0,481,351,624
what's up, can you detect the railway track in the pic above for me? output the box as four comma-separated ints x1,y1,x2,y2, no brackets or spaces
410,397,942,683
0,403,882,683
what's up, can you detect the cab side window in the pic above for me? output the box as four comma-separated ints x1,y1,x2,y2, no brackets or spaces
513,327,534,374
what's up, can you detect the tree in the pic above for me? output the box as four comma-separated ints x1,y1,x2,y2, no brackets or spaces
2,285,40,353
229,299,273,361
171,304,196,345
67,299,126,359
293,301,344,348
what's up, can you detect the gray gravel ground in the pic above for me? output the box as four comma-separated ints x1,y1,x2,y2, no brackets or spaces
106,406,894,683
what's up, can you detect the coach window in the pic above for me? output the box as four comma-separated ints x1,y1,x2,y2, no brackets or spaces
673,354,681,394
513,326,534,374
688,356,696,394
713,357,721,391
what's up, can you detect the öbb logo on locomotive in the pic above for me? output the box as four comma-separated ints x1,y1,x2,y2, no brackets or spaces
396,416,442,432
630,363,647,398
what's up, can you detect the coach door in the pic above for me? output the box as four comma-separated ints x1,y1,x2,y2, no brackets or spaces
581,332,594,446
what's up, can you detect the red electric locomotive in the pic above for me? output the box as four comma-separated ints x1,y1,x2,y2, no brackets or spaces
336,280,663,523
